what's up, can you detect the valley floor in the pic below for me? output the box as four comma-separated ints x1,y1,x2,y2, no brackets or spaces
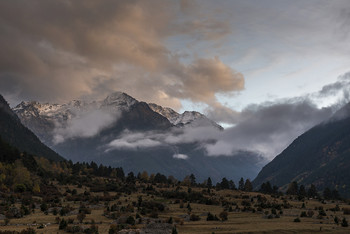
0,184,350,234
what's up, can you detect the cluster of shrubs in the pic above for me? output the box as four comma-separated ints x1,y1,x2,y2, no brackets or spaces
58,218,99,233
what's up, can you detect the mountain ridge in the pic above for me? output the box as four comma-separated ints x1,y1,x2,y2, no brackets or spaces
13,92,223,145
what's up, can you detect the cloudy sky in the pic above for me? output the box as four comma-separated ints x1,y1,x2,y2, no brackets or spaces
1,0,350,158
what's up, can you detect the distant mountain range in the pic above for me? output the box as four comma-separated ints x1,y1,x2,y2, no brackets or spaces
4,90,350,196
12,92,264,182
0,94,63,161
253,102,350,197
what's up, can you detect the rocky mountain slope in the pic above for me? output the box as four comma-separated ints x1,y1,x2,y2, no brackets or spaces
253,102,350,197
148,103,223,129
0,94,64,161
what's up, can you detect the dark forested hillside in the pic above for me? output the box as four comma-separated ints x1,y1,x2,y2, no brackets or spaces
0,136,21,163
253,102,350,197
0,94,64,161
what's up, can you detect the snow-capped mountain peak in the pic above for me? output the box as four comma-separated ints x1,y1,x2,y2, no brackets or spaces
13,91,222,146
13,101,48,117
148,103,222,129
14,92,138,122
13,100,90,119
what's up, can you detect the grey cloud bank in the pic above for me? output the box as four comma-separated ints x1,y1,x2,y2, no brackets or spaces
104,97,333,159
54,109,119,144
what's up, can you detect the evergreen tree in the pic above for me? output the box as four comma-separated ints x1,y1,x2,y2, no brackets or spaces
244,179,253,192
207,177,212,188
59,219,67,230
260,182,273,194
167,175,177,184
220,177,229,189
298,185,306,197
90,161,98,172
323,187,332,200
286,181,298,195
332,189,340,200
307,184,318,198
238,177,245,191
229,180,236,190
189,174,196,186
342,218,348,227
172,226,178,234
154,173,167,183
272,185,279,194
126,172,136,184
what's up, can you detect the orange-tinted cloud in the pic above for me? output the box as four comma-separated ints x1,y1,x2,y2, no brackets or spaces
0,0,243,110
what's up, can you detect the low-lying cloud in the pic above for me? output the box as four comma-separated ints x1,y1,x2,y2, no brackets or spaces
205,99,333,158
173,154,189,160
105,97,335,160
206,72,350,125
105,127,220,153
107,131,162,150
54,109,118,144
313,72,350,106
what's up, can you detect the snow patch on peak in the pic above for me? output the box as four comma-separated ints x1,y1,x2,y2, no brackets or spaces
148,103,180,124
14,91,138,123
174,111,203,125
102,92,137,109
148,103,223,130
175,111,223,129
12,92,140,144
13,101,39,110
13,101,48,118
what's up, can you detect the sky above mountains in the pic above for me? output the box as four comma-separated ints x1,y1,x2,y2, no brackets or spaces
1,0,350,158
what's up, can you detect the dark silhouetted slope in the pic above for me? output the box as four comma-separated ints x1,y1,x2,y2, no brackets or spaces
253,102,350,197
0,94,64,161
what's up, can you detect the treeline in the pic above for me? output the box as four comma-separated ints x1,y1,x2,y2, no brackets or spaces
257,180,342,200
0,135,344,201
284,181,341,200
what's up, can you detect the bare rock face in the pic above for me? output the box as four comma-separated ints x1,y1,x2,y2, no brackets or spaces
148,103,223,129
